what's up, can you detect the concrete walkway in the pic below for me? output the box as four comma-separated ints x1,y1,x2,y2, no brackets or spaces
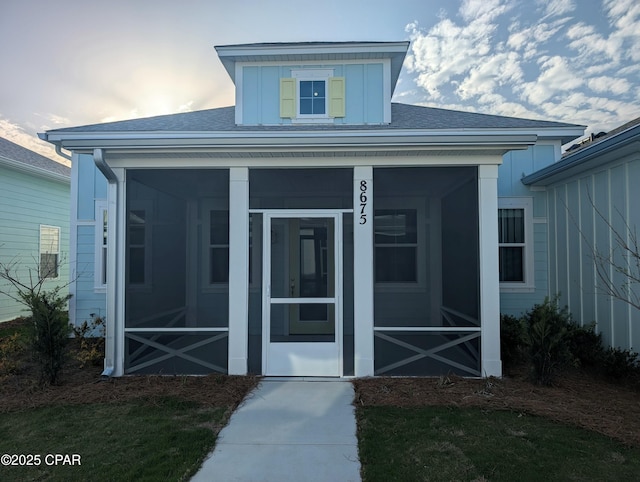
191,379,361,482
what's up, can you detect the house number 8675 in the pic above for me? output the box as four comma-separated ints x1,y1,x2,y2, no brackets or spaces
359,180,368,225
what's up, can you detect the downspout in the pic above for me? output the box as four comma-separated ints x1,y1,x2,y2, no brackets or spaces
93,147,117,183
94,148,117,378
55,145,72,161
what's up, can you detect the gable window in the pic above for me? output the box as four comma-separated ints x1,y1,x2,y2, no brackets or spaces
39,225,60,279
280,69,345,121
499,198,534,291
299,80,326,115
374,209,418,283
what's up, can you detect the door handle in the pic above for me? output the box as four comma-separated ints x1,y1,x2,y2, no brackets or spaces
290,278,295,297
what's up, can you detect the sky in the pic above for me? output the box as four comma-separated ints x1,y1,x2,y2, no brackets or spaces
1,0,639,165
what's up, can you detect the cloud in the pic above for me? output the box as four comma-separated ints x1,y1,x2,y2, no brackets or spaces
587,76,631,95
0,117,70,166
458,0,513,23
404,0,640,135
518,56,584,104
539,0,575,19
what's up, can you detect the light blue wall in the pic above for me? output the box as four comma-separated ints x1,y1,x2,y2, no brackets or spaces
547,156,640,350
71,154,108,327
498,144,557,317
241,62,385,125
0,165,70,322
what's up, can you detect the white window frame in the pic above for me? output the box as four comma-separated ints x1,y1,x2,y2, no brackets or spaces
498,197,535,292
39,225,61,280
291,69,334,123
94,200,108,292
374,196,428,292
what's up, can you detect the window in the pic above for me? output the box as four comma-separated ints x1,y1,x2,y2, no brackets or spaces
374,209,418,283
202,203,230,290
95,201,108,290
499,198,534,291
208,210,229,284
39,225,60,279
299,80,326,115
280,69,345,121
126,202,152,288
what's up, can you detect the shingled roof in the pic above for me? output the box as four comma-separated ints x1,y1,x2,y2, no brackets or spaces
0,137,70,179
44,103,580,134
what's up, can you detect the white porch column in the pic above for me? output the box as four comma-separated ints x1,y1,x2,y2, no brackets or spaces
353,166,374,376
228,167,249,375
478,164,502,377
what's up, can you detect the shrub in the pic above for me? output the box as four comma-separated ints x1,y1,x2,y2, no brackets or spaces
500,314,526,372
603,347,639,380
21,287,72,385
565,322,606,369
72,315,105,368
522,296,572,386
0,332,24,377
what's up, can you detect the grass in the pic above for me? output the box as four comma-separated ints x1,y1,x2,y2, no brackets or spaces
0,398,222,482
357,406,640,481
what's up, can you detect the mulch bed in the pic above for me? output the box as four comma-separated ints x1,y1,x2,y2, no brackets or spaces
3,318,640,447
353,370,640,448
0,318,258,413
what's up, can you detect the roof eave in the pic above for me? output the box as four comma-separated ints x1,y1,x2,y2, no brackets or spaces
523,124,640,186
40,129,540,151
0,155,70,183
214,41,409,87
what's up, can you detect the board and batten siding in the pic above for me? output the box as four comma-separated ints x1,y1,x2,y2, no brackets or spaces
547,157,640,351
68,154,108,328
498,144,558,316
0,164,70,322
240,63,385,125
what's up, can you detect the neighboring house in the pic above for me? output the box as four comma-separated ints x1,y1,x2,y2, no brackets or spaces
39,41,585,378
0,138,71,322
521,117,640,352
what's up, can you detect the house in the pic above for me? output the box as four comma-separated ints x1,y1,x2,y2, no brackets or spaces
39,41,585,378
521,117,640,352
0,138,71,322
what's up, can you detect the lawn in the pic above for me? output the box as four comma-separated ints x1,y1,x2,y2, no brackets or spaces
0,318,258,482
2,317,640,481
0,399,222,482
357,406,640,481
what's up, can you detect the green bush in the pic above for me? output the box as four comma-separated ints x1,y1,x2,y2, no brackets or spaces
71,315,105,368
565,322,606,369
500,314,525,372
522,297,572,386
21,287,72,385
603,347,639,380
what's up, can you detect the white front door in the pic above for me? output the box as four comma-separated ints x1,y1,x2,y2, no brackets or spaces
263,211,342,376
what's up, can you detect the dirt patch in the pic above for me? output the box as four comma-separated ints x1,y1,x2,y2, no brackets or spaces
354,370,640,447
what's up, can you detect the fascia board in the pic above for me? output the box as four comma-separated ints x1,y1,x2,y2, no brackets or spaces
215,42,410,58
44,131,539,151
0,155,70,184
216,42,409,84
523,127,640,186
